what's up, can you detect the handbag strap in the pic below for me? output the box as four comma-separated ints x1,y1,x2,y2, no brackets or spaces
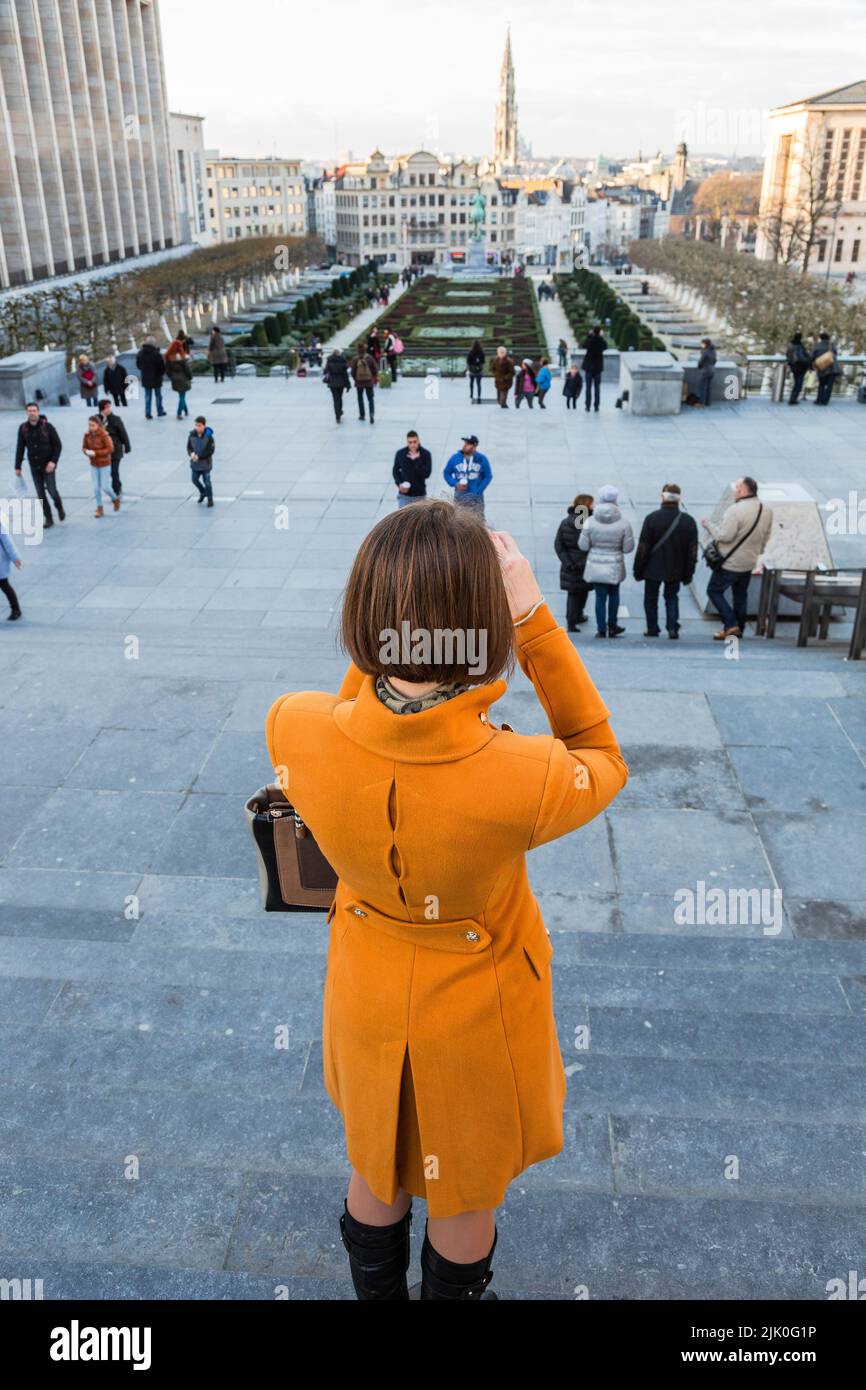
719,502,763,564
648,510,682,557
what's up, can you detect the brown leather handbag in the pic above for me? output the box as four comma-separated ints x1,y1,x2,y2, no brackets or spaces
245,784,337,912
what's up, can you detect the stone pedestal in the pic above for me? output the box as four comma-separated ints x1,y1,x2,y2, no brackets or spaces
683,357,744,403
619,351,684,415
0,351,69,410
465,241,486,270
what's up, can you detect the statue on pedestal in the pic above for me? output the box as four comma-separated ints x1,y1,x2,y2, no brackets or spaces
469,192,486,242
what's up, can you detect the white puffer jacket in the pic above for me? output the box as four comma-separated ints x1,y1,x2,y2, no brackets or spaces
578,502,635,585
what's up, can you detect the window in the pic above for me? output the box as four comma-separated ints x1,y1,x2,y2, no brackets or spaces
834,238,844,262
853,238,861,262
817,239,827,262
852,131,866,201
410,174,416,186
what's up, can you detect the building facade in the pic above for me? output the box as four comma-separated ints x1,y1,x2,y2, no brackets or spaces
755,81,866,275
205,154,307,242
305,173,337,254
171,111,210,247
0,0,180,289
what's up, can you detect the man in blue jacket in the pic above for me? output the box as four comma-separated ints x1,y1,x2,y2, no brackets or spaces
443,435,492,516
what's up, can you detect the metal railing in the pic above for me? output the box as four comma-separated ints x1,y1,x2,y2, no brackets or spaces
742,355,866,400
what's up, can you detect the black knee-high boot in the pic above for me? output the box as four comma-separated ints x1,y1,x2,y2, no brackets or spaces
339,1198,413,1300
419,1224,498,1300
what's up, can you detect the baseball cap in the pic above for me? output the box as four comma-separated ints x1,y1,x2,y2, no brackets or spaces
461,435,479,445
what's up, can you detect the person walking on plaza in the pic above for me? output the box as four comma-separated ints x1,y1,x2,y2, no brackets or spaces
0,520,23,622
77,353,99,409
366,326,382,366
554,493,593,631
98,399,131,499
491,345,515,408
581,325,607,413
812,331,838,406
207,326,229,383
557,338,568,370
83,415,118,517
786,331,811,405
265,502,628,1300
166,340,192,418
697,338,717,407
136,337,167,419
562,364,583,409
444,435,491,515
324,347,351,423
14,403,64,527
701,476,773,640
383,327,399,382
351,342,379,423
579,483,634,638
535,358,552,409
188,415,215,507
514,358,537,409
466,340,485,404
393,430,432,507
633,483,698,639
103,354,128,407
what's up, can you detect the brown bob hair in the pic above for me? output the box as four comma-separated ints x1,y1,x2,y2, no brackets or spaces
340,499,515,685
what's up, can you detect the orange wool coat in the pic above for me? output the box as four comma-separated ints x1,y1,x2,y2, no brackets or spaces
266,602,628,1218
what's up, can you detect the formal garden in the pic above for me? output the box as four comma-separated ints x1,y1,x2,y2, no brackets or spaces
363,274,547,375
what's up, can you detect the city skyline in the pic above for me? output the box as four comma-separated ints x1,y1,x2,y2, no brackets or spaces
160,0,866,162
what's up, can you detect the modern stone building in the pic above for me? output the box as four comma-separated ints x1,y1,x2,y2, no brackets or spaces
755,81,866,275
171,111,211,248
0,0,180,289
204,154,307,242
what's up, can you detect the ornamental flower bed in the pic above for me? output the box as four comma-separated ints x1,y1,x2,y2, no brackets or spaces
362,275,546,374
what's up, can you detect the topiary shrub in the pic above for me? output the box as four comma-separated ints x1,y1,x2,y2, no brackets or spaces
252,323,269,348
264,315,281,345
276,310,290,336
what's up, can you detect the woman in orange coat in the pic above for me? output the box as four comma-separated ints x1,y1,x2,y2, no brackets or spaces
266,501,627,1300
82,415,118,517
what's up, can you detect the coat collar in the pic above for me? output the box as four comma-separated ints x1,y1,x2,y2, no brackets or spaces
333,674,508,763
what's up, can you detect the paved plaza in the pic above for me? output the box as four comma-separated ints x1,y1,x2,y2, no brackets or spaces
0,372,865,1299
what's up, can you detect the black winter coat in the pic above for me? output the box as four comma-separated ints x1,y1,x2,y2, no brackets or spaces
633,503,699,584
101,413,131,462
392,446,432,497
324,353,351,390
15,416,62,469
103,362,128,395
554,507,590,591
135,344,166,389
582,332,607,370
467,346,485,373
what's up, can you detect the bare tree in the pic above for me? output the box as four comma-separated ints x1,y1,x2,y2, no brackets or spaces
759,126,842,273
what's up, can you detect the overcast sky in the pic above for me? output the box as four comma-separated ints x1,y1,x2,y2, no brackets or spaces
161,0,864,163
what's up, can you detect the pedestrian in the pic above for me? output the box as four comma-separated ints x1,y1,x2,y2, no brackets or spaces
701,477,773,640
351,341,379,423
324,347,351,423
557,338,568,369
443,434,491,514
207,326,228,383
581,325,607,413
265,503,627,1301
135,336,167,419
562,365,583,409
383,326,399,382
103,354,128,406
366,326,382,365
77,353,99,408
535,358,552,409
514,358,537,409
633,483,698,639
578,483,634,638
82,414,118,517
165,340,193,418
554,493,593,630
697,338,717,407
98,399,131,498
491,346,515,408
188,415,215,507
393,430,432,507
0,518,23,622
14,402,65,527
466,340,485,404
812,332,838,406
785,331,811,405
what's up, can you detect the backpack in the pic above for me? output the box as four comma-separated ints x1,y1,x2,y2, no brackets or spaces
355,355,374,385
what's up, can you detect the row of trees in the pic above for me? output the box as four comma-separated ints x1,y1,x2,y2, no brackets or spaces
0,233,327,365
628,239,865,356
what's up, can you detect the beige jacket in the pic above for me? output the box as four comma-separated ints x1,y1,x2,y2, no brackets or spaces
705,495,773,573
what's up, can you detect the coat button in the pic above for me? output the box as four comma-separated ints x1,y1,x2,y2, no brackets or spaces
353,907,366,917
465,930,479,941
